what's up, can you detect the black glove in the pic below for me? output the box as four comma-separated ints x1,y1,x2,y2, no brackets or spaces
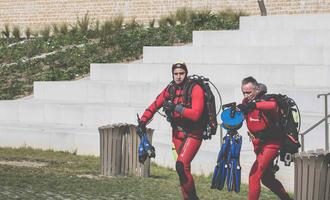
136,120,146,137
163,100,176,112
237,102,256,114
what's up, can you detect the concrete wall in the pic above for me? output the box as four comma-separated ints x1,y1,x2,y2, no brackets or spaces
1,0,330,32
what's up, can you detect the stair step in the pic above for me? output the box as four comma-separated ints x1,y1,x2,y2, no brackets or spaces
193,29,330,47
143,46,330,65
90,63,330,87
0,121,99,155
0,100,142,126
240,14,330,30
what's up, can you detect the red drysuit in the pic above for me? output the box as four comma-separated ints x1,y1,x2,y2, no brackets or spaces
244,99,292,200
141,81,205,200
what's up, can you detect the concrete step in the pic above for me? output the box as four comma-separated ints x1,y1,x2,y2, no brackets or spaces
34,80,164,105
193,30,330,47
240,14,330,30
90,63,330,88
0,121,99,155
33,79,330,114
0,100,143,126
33,80,236,105
90,63,172,83
32,79,330,125
263,86,330,114
143,46,330,65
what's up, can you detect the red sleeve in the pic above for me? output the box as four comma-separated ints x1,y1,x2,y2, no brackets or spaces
140,87,168,124
180,84,205,122
255,99,277,111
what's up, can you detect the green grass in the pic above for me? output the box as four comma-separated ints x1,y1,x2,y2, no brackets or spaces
0,147,279,199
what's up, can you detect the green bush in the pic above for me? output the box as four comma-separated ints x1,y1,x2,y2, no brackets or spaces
77,12,90,35
25,27,31,39
52,23,60,36
1,24,10,38
0,9,246,99
12,26,21,39
175,7,192,25
60,23,68,36
40,26,51,40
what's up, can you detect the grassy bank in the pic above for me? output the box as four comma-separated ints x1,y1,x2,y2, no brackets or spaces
0,147,279,199
0,9,246,100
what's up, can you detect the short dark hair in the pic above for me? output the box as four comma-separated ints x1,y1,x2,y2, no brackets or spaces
172,62,188,74
242,76,258,87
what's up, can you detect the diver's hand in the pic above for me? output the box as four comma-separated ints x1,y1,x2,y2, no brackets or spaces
237,102,256,114
163,100,176,112
136,121,146,137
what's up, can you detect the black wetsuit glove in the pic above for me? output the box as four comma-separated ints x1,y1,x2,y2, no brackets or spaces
136,120,146,137
163,100,176,112
237,102,256,114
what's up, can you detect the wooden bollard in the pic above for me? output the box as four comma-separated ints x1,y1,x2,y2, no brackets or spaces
99,123,154,177
293,150,330,200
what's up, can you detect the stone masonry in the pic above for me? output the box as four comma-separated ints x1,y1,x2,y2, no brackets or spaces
1,0,330,33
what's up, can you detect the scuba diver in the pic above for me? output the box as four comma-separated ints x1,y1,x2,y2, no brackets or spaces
137,62,208,200
236,76,293,200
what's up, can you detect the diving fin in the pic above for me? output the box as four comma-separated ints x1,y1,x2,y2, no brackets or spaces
211,135,230,190
226,134,242,192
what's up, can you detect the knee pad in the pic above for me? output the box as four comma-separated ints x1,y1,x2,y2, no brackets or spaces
176,161,187,184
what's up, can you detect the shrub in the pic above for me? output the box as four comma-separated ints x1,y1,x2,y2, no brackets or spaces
175,7,192,24
25,27,31,39
69,24,78,36
158,16,168,27
12,26,21,39
40,26,51,39
77,12,90,35
100,20,114,40
1,24,10,38
159,13,177,27
125,18,142,29
60,23,68,35
113,15,124,31
52,23,60,36
32,31,39,38
0,9,246,99
149,19,155,28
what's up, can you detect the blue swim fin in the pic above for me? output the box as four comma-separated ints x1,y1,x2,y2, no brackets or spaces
211,135,230,189
138,134,155,164
226,134,242,192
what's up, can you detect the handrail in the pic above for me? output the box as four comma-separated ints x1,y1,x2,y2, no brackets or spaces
300,114,330,152
300,114,330,136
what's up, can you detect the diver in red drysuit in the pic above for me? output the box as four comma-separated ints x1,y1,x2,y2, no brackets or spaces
137,63,205,200
237,76,293,200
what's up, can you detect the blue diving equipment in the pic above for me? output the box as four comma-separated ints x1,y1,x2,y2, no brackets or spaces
221,102,244,131
138,133,155,164
136,114,156,164
211,103,243,192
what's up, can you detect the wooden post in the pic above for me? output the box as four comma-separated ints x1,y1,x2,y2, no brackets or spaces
301,152,309,200
99,124,153,177
293,153,302,200
325,152,330,200
294,150,330,200
307,151,316,200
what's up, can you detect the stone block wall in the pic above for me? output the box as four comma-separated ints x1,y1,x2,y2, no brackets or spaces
0,0,330,34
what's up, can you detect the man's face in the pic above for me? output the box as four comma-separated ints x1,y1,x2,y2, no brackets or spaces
173,68,186,85
241,82,258,102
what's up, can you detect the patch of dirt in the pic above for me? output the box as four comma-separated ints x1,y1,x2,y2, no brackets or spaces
76,174,107,180
0,160,48,168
